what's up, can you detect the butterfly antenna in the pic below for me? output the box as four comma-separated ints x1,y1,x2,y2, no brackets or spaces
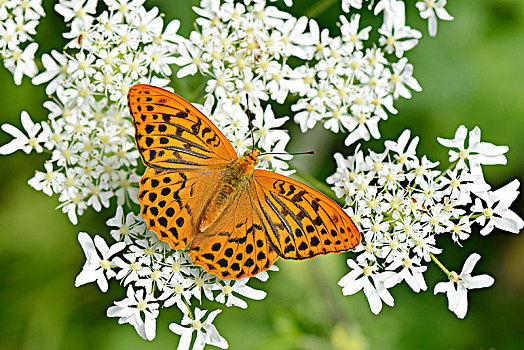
259,151,316,156
245,94,255,150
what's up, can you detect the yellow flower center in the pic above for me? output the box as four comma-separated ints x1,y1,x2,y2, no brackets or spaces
62,149,72,159
91,186,101,195
130,261,141,271
100,259,111,270
390,198,401,210
151,270,161,280
137,300,147,311
79,88,89,97
120,225,129,236
459,149,469,159
386,36,396,46
387,73,400,84
450,271,460,282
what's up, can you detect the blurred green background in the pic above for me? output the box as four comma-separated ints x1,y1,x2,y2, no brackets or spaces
0,0,523,349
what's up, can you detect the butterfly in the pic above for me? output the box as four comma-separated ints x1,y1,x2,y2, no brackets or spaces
128,84,361,280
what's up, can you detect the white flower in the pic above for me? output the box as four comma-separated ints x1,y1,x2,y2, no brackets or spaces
3,42,39,85
385,256,427,293
471,180,524,235
214,278,266,309
115,251,149,286
55,0,98,24
75,232,126,292
416,0,454,37
339,14,371,53
252,104,289,151
0,111,48,155
28,162,66,196
107,286,159,340
434,253,494,319
378,23,421,58
384,57,422,99
341,0,362,12
437,125,509,178
32,50,69,94
384,129,419,165
338,259,395,314
169,308,228,350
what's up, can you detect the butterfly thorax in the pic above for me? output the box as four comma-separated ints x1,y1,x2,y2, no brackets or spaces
199,149,261,232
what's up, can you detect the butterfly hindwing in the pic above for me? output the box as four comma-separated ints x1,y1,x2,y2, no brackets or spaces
138,163,228,250
252,169,361,259
189,182,279,280
128,84,237,172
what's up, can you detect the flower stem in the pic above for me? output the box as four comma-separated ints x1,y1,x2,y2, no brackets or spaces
183,299,194,320
429,252,450,276
292,169,345,206
305,0,338,18
435,160,458,183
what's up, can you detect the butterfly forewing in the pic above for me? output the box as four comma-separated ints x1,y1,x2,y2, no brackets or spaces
128,84,237,171
189,183,279,280
252,170,361,259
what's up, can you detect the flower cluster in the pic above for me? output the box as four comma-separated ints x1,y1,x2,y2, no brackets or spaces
1,0,184,224
75,205,275,345
179,0,453,147
330,126,522,317
183,0,452,147
0,0,45,85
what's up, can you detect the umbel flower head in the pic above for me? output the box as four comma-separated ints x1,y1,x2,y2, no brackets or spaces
331,127,521,317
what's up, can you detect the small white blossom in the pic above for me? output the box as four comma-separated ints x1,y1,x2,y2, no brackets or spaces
107,286,159,340
169,308,228,350
437,125,509,178
0,111,48,155
416,0,454,37
75,232,126,292
471,180,524,236
434,253,494,319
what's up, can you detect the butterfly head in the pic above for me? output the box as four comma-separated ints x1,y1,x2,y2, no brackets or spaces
241,148,261,167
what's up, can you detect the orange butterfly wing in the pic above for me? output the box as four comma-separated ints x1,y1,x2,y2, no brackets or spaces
128,85,236,250
189,182,280,280
137,166,228,250
128,84,237,170
252,170,361,259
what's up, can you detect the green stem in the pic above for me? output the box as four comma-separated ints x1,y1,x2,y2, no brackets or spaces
292,169,345,207
429,252,450,277
305,0,338,18
435,160,458,183
183,299,194,320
